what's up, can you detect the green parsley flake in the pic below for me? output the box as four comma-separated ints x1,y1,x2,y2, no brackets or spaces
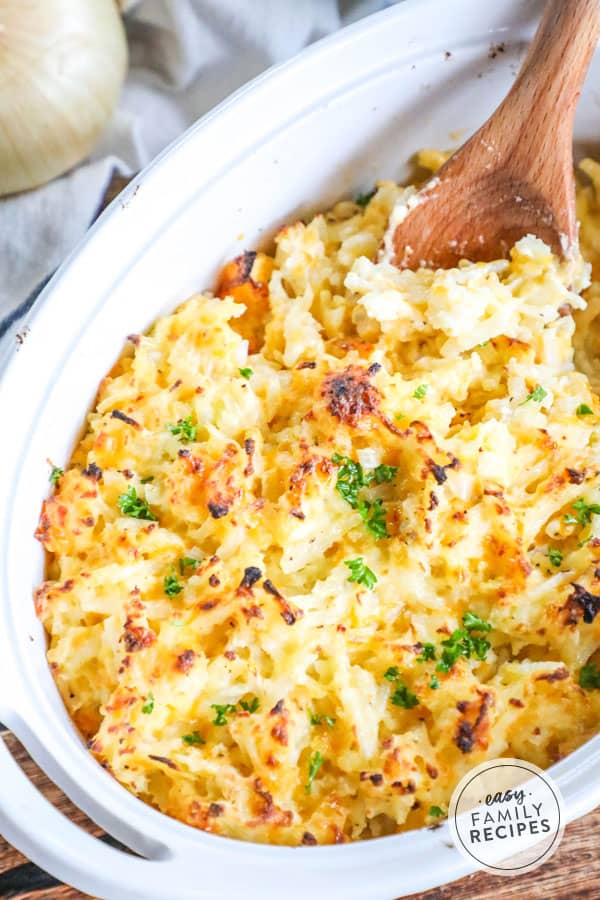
564,498,600,527
413,384,429,400
117,486,158,521
305,750,324,793
239,697,260,714
391,681,419,709
355,188,376,208
373,464,398,484
576,404,594,416
239,367,253,379
167,415,197,443
141,692,154,715
579,662,600,690
140,475,154,484
383,666,400,681
310,712,336,728
211,703,237,726
332,454,390,539
519,385,547,406
332,453,372,507
436,632,491,673
179,556,200,575
429,675,440,690
435,611,492,674
548,548,563,567
344,557,377,589
182,731,205,745
384,667,419,709
462,611,492,632
357,497,390,539
429,806,444,818
164,566,183,599
417,642,436,663
49,465,63,486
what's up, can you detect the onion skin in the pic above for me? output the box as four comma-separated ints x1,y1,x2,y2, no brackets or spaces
0,0,128,196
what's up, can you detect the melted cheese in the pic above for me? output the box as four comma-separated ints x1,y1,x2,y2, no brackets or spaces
35,154,600,845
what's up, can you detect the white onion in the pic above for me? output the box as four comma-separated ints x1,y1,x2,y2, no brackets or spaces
357,448,382,470
0,0,127,196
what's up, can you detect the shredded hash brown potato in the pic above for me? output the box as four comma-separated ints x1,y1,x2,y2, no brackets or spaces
35,152,600,845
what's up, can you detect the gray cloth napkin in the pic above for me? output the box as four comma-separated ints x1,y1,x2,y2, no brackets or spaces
0,0,394,353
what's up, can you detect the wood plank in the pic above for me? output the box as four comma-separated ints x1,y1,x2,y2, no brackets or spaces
408,807,600,899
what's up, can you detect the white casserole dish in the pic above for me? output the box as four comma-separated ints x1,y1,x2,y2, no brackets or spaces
1,1,600,897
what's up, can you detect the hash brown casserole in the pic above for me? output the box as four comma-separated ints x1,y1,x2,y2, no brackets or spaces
35,152,600,845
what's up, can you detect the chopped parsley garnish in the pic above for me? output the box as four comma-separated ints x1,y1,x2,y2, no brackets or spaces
179,556,200,575
239,697,260,714
564,498,600,527
305,750,324,793
358,497,390,539
436,633,469,673
140,475,154,484
167,415,197,443
344,557,377,589
384,667,419,708
436,611,492,674
211,703,237,726
395,413,405,421
429,806,444,818
417,642,436,663
413,384,429,400
117,486,158,521
310,712,336,728
579,662,600,690
355,188,376,208
519,385,547,406
49,465,63,486
373,464,398,484
548,548,563,567
141,692,154,714
182,731,205,745
462,611,492,632
384,666,400,681
391,681,419,709
239,367,253,380
164,566,183,599
332,453,371,507
332,454,390,539
429,675,440,690
577,404,594,416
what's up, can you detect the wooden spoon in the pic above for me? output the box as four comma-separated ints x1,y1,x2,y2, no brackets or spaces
392,0,600,270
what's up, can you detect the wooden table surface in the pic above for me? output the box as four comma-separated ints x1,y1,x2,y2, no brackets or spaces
1,175,598,899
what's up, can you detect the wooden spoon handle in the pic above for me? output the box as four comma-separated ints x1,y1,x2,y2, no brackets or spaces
498,0,600,146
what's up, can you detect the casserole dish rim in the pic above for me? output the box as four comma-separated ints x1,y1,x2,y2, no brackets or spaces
1,1,600,897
